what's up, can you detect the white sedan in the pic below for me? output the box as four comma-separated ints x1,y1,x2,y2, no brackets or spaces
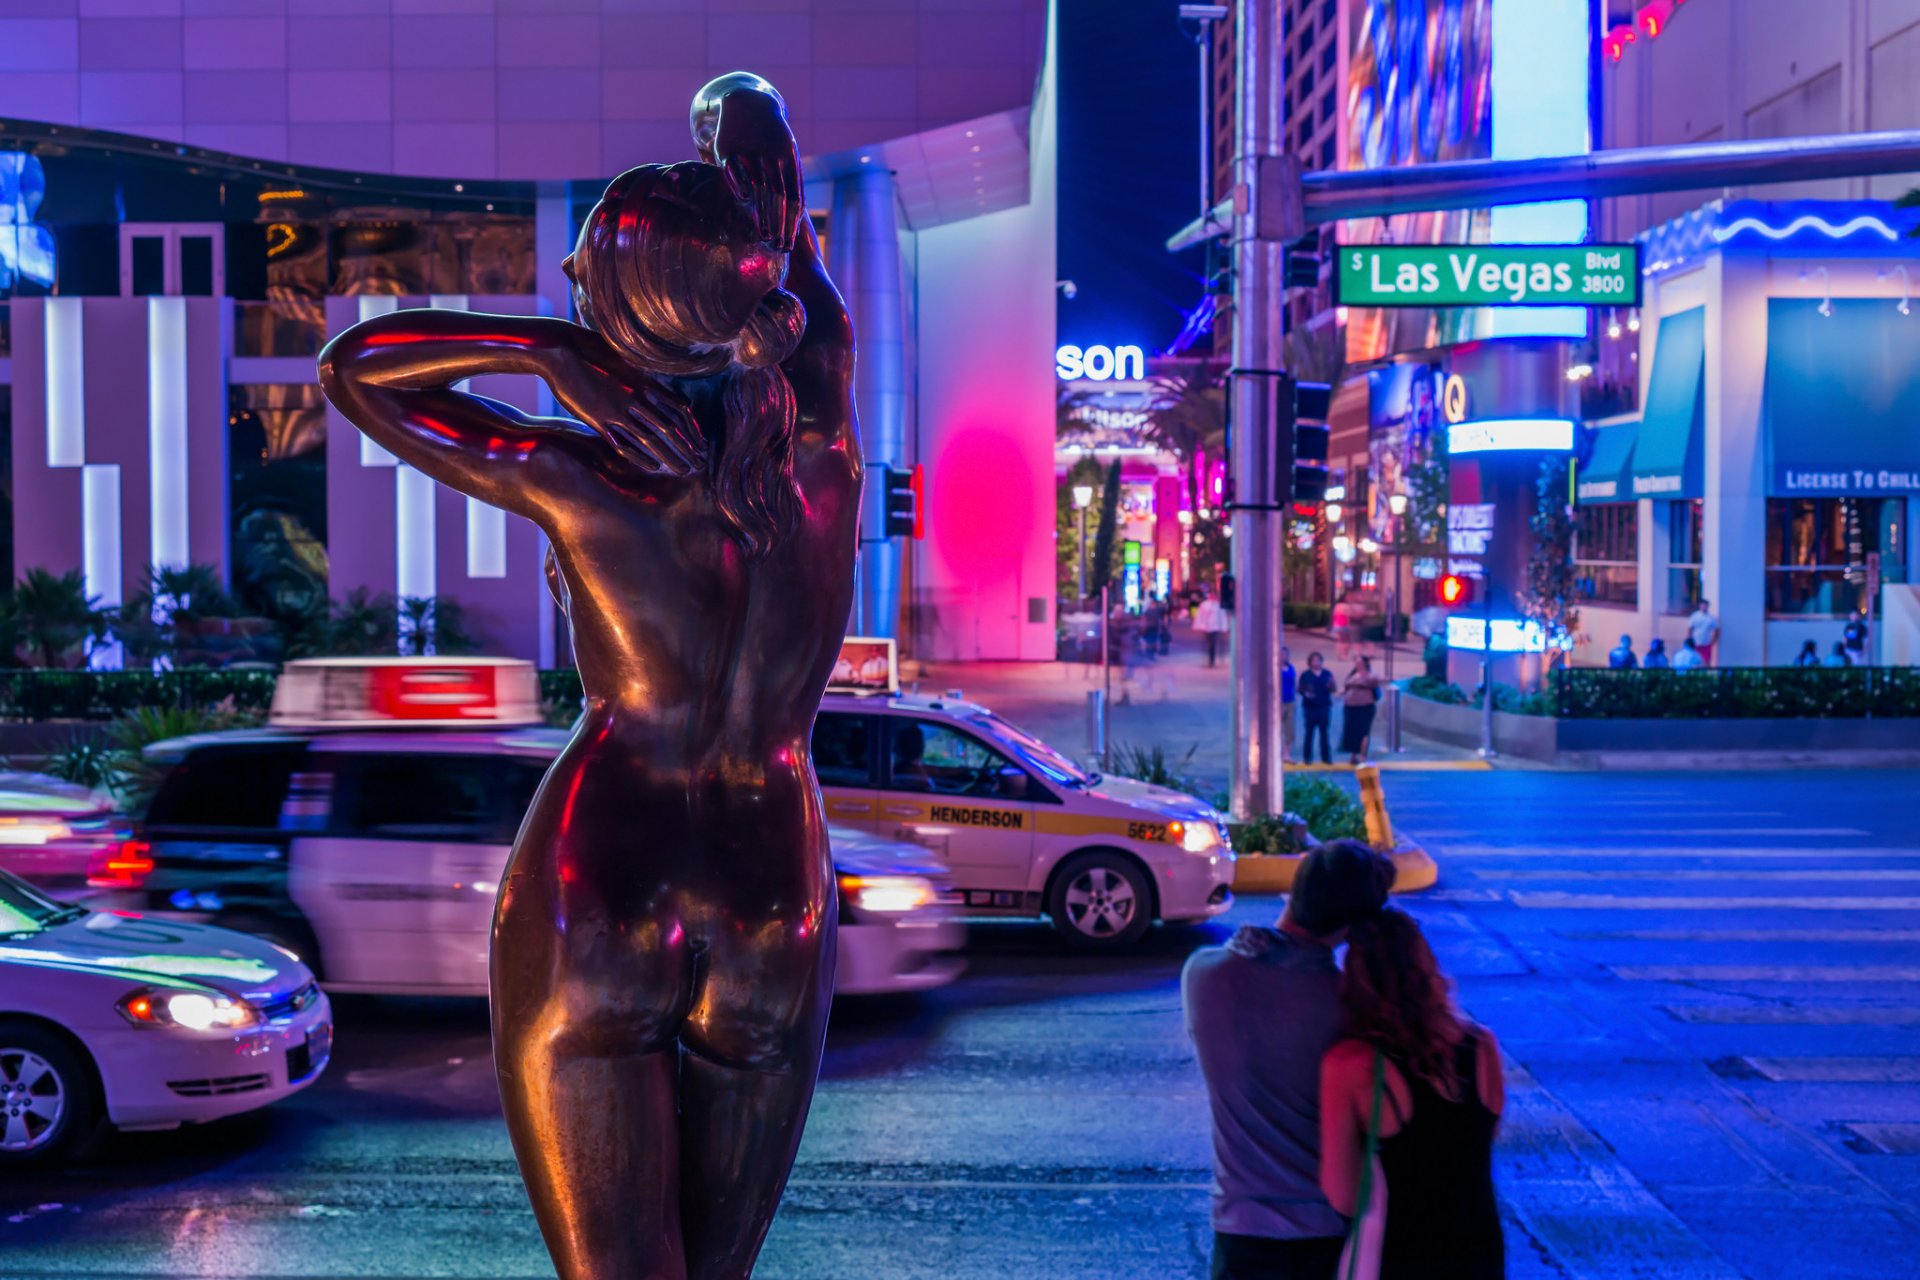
0,869,331,1165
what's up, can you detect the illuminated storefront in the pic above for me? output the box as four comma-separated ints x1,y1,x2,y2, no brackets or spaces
1574,199,1920,666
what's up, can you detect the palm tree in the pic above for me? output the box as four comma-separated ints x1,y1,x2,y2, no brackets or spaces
398,595,481,656
13,568,104,668
326,587,399,656
1144,361,1227,516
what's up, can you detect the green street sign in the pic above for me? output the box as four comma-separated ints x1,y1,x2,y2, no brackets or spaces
1335,243,1641,308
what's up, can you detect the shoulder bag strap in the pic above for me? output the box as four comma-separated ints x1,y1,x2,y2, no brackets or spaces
1343,1051,1388,1280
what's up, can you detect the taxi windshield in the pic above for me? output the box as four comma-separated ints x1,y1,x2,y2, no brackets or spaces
966,712,1095,788
0,870,81,937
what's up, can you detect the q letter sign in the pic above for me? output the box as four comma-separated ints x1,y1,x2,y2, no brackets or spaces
1057,344,1145,382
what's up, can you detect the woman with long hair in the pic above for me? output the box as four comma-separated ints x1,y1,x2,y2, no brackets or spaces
1340,654,1382,765
321,77,858,1280
1320,908,1505,1279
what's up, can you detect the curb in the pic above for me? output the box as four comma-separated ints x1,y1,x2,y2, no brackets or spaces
1232,841,1437,896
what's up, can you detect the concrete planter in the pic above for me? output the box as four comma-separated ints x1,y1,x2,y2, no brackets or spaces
1232,844,1437,896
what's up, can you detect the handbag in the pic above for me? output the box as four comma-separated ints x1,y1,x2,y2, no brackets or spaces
1339,1051,1390,1280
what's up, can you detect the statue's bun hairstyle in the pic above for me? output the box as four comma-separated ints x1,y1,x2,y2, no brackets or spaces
569,162,806,557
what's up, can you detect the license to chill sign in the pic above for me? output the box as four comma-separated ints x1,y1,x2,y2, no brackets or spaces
1336,244,1641,308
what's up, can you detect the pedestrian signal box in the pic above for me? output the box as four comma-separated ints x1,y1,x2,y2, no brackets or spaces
883,464,923,539
1438,573,1474,608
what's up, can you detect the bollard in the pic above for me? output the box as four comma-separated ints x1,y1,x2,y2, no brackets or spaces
1355,763,1394,851
1388,684,1403,753
1086,688,1107,767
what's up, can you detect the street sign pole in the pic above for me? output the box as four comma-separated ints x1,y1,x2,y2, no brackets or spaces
1226,0,1289,821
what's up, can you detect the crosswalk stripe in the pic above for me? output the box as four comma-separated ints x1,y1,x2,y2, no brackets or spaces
1573,928,1920,941
1730,1057,1920,1083
1475,868,1920,881
1665,1005,1920,1024
1419,827,1870,839
1614,965,1920,982
1511,893,1920,910
1440,847,1920,860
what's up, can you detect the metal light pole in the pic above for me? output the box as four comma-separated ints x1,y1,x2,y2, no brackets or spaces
1073,483,1094,605
1226,0,1286,821
1387,492,1407,753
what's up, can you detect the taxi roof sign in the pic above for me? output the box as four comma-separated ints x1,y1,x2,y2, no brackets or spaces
828,637,898,696
270,657,542,729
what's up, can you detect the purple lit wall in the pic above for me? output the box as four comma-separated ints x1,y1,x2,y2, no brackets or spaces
0,0,1046,181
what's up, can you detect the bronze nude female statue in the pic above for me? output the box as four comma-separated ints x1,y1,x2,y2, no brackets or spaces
318,75,859,1279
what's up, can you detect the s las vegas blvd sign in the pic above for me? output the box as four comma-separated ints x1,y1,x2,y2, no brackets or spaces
1336,244,1642,308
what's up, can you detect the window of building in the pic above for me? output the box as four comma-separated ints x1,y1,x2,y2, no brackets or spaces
229,384,328,625
1321,39,1337,73
1766,496,1908,617
1574,504,1638,607
813,712,873,787
1666,499,1703,615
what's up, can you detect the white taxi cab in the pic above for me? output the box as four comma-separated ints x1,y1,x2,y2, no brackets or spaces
813,677,1235,947
93,658,962,999
0,868,330,1165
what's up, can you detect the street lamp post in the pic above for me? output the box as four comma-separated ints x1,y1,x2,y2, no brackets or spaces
1387,492,1408,752
1072,484,1094,605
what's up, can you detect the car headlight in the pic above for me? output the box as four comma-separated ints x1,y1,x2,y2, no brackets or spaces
838,874,936,914
1169,820,1225,854
116,987,260,1032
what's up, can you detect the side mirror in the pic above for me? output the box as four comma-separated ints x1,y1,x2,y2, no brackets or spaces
994,766,1029,800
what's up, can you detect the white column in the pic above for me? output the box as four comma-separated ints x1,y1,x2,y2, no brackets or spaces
147,295,190,571
1701,254,1770,665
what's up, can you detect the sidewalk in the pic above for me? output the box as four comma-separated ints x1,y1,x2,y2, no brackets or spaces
906,625,1482,799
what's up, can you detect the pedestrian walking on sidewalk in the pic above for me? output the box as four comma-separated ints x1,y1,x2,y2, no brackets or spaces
1196,592,1229,668
1687,599,1720,666
1340,656,1383,765
1843,610,1870,665
1321,908,1506,1280
1281,646,1299,764
1184,841,1397,1280
1299,652,1336,765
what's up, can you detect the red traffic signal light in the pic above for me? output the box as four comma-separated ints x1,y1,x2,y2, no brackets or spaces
1438,574,1473,607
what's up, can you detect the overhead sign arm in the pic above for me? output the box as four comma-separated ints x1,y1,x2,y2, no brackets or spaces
1166,128,1920,251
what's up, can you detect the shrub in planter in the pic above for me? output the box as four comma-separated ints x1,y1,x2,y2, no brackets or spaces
1230,775,1368,854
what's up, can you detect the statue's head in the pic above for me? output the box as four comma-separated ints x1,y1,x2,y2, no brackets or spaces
564,162,803,377
563,162,807,557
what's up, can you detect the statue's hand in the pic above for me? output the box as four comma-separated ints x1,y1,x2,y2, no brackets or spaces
714,89,801,251
551,339,706,477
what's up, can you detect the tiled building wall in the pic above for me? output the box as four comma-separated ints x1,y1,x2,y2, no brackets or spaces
0,0,1047,180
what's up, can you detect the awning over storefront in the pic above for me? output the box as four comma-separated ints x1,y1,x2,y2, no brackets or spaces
1629,307,1704,499
1576,420,1638,505
1766,298,1920,497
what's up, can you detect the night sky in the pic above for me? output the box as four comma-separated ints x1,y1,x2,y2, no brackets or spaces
1056,0,1209,358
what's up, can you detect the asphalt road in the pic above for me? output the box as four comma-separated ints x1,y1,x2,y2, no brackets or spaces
5,768,1918,1279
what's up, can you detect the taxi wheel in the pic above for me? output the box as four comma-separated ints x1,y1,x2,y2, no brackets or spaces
1048,852,1153,948
0,1021,101,1167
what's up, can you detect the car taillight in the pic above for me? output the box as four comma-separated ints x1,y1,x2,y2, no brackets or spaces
88,839,155,890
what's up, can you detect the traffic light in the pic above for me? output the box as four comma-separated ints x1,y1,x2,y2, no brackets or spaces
1285,248,1321,289
1276,375,1332,504
1439,573,1474,608
1218,572,1237,612
883,464,923,540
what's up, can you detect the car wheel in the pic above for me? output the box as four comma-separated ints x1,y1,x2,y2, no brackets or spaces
0,1021,101,1167
1048,851,1153,947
